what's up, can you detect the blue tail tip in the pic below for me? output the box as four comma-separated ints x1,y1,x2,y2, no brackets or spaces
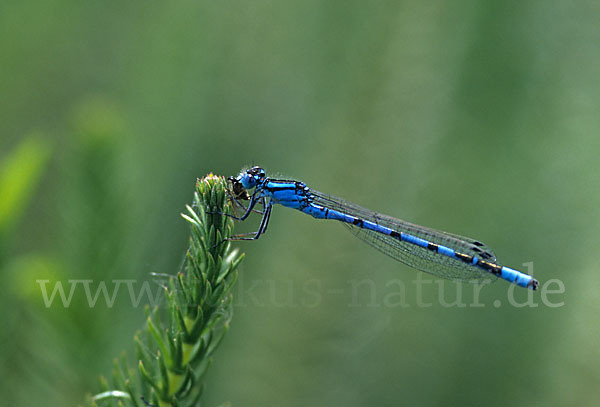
528,278,539,291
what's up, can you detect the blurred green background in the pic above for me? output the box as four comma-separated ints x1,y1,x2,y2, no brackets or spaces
2,0,598,406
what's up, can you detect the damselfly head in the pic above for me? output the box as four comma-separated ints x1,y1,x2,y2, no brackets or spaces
237,166,265,189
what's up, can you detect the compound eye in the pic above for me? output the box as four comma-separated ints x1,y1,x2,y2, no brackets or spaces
248,166,265,178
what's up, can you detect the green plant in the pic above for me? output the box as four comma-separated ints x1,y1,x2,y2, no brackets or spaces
0,135,52,263
88,174,243,407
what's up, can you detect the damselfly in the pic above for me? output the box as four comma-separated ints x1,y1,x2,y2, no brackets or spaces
225,166,538,290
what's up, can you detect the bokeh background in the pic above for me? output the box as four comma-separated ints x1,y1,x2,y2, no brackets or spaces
2,1,598,406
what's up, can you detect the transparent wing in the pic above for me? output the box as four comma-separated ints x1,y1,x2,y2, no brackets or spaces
311,190,498,283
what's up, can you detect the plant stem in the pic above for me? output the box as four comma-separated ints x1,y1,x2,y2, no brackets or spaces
88,174,243,407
